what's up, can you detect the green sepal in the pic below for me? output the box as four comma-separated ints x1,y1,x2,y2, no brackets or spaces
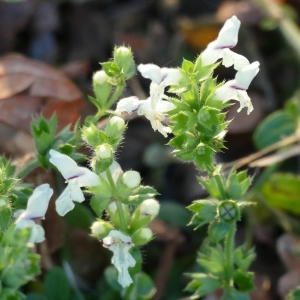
82,123,108,148
198,176,220,199
113,46,136,79
101,62,121,78
88,176,112,199
129,207,152,233
93,80,112,107
208,220,232,243
120,186,158,205
181,86,200,110
194,56,219,81
182,59,195,74
91,157,113,174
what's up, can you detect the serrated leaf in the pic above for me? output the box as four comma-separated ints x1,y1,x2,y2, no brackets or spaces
234,246,255,271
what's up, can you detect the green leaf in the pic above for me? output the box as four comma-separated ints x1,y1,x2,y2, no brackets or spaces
287,287,300,300
198,247,225,275
227,168,252,200
185,273,222,297
208,221,231,243
194,57,218,81
234,246,255,271
233,270,255,292
25,293,48,300
90,197,111,217
187,200,217,228
44,268,72,300
253,110,297,149
124,186,158,205
0,207,12,232
261,173,300,214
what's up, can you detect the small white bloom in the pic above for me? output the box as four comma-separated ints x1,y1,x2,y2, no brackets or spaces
138,64,182,108
213,61,260,115
201,16,249,70
140,199,160,218
15,184,53,243
123,170,141,188
97,144,113,159
49,150,100,216
116,96,175,138
103,230,136,288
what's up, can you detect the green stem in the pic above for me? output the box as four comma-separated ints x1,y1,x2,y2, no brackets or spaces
106,85,125,110
17,159,40,178
105,168,127,233
224,224,236,290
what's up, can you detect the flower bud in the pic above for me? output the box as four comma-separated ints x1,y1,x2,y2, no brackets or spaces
91,220,114,239
82,124,101,148
217,200,240,223
96,144,113,159
122,171,141,189
113,46,136,79
140,199,160,219
0,197,8,209
93,70,112,106
131,228,153,246
93,70,108,85
105,116,126,139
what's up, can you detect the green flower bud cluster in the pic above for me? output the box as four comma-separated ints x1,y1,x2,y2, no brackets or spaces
101,46,136,85
82,116,126,173
168,58,230,171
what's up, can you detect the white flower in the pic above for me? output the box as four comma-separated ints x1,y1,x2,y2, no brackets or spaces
116,96,175,137
201,16,249,70
140,199,160,218
49,149,100,216
15,184,53,243
138,64,182,108
103,230,136,288
213,61,260,114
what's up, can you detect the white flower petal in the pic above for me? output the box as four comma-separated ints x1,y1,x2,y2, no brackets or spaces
222,49,249,70
155,100,175,112
115,96,141,113
138,64,162,84
235,61,260,89
21,184,53,220
149,82,165,109
217,15,240,47
76,167,100,187
55,185,76,216
33,224,45,243
237,90,253,115
49,150,81,180
213,81,238,102
201,45,223,67
160,68,182,86
103,230,136,288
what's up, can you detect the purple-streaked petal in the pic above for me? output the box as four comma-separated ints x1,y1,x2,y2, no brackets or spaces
115,96,141,113
213,81,239,102
161,68,182,86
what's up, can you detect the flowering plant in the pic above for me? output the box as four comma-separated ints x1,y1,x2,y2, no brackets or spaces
0,15,261,300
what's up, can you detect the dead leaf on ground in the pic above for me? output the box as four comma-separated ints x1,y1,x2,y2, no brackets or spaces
0,54,82,101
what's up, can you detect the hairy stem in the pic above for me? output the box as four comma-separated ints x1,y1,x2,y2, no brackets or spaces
105,168,127,233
